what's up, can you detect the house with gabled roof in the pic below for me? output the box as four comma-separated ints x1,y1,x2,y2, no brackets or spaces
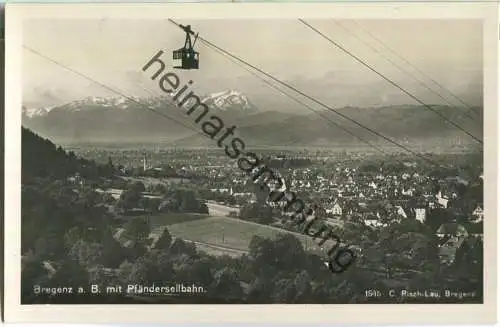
394,205,407,219
113,228,134,248
436,223,469,238
364,212,387,228
402,188,413,196
415,208,426,223
326,200,343,216
436,191,449,208
471,205,484,223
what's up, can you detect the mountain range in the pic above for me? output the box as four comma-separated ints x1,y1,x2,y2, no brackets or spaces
22,90,483,149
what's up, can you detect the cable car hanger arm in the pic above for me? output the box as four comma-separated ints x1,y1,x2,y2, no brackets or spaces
176,21,197,35
192,33,199,48
172,21,198,49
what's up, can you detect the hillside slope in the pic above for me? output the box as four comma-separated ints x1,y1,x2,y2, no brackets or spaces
22,127,104,181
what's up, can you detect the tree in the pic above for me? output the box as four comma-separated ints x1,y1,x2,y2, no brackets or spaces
247,277,272,303
181,257,215,287
123,217,151,246
158,197,180,213
426,207,451,232
198,202,209,214
68,240,104,268
181,190,208,213
310,282,329,302
272,234,307,271
149,183,167,195
118,188,141,211
130,181,146,193
452,236,483,294
170,238,198,257
117,261,135,284
103,156,115,177
99,231,129,268
363,219,440,283
21,254,51,300
48,259,90,289
154,228,173,250
118,252,172,285
293,270,313,303
138,197,150,211
123,258,149,284
159,189,208,214
148,250,175,282
88,264,117,286
240,203,273,224
272,278,297,303
33,227,66,260
211,267,244,302
249,236,278,275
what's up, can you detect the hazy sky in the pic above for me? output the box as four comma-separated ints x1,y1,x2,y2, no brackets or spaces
23,19,483,110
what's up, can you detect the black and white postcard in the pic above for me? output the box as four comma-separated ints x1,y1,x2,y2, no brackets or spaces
4,2,498,324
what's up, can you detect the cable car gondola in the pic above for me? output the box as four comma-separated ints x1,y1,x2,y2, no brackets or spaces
173,24,199,70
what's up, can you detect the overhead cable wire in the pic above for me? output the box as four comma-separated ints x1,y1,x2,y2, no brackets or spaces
23,45,214,143
168,18,442,166
25,42,385,161
334,20,478,122
205,41,392,155
351,19,482,118
24,44,377,161
298,19,483,145
135,83,198,147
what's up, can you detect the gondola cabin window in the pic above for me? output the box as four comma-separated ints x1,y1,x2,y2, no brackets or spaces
172,24,199,70
173,48,199,69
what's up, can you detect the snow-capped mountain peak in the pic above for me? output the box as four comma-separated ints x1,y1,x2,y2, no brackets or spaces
23,90,258,119
22,106,53,118
66,96,143,110
201,89,258,112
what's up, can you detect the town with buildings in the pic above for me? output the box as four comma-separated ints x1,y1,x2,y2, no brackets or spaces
72,147,484,269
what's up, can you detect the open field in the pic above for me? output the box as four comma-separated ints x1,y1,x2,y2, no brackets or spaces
148,212,209,229
122,176,189,186
166,215,325,256
189,240,248,258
